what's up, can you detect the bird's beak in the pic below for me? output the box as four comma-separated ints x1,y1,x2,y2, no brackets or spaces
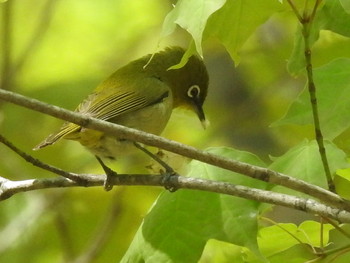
192,98,209,129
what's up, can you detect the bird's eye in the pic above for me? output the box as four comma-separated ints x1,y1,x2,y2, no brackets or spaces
187,85,200,98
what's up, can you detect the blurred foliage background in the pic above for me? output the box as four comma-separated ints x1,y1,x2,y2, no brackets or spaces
1,0,347,262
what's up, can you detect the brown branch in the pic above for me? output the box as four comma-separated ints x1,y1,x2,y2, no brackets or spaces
0,89,348,210
0,134,88,184
1,174,350,223
289,0,333,191
304,0,334,191
0,134,349,222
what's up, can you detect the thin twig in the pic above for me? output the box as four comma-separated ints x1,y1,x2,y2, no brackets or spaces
300,0,333,191
287,0,332,190
0,134,88,184
0,136,349,222
323,245,350,262
0,89,348,210
320,217,324,249
311,0,322,19
286,0,303,22
321,216,350,239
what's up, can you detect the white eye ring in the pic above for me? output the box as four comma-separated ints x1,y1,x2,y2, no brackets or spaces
187,85,200,98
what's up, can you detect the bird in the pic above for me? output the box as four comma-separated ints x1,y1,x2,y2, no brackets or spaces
34,46,209,190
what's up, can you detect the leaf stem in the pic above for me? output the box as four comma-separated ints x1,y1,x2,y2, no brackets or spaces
286,0,303,22
321,216,350,239
288,0,333,191
260,216,307,246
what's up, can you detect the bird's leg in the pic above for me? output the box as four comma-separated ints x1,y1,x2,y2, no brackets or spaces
95,156,117,191
133,142,174,173
133,142,177,192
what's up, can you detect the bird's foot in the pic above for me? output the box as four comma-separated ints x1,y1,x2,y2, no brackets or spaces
133,142,178,192
161,171,178,192
96,156,117,191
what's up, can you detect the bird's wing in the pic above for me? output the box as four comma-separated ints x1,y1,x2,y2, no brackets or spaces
34,77,170,149
79,82,169,121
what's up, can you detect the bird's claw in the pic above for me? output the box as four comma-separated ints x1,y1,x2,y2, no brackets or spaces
161,171,178,192
96,156,117,191
104,171,117,191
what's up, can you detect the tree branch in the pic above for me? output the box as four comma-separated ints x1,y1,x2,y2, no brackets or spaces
0,88,348,210
288,0,332,192
1,174,350,223
0,133,87,184
302,0,334,191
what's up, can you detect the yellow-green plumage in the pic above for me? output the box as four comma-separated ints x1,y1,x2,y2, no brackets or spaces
34,47,209,159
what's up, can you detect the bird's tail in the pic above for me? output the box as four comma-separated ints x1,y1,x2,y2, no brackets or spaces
33,123,80,150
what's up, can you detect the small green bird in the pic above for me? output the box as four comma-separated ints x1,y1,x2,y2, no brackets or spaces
34,47,209,188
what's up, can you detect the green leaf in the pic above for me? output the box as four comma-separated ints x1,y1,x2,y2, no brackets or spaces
205,0,284,63
328,224,350,248
275,58,350,140
266,244,315,263
334,167,350,199
321,0,350,36
325,224,350,263
199,239,248,263
260,222,332,260
161,0,284,62
287,26,307,76
336,167,350,181
269,140,348,195
161,0,226,56
168,41,197,70
288,0,350,74
334,173,350,199
340,0,350,13
245,221,333,262
121,147,268,263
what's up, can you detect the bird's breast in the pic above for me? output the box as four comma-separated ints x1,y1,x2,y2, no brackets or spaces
80,91,174,159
